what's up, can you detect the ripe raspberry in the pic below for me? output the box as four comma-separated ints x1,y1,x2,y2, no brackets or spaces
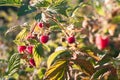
26,45,33,54
29,58,36,67
40,35,49,43
38,22,43,28
67,36,75,44
95,35,109,50
18,46,26,53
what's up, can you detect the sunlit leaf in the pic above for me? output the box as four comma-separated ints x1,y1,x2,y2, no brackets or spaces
13,40,25,45
37,68,46,79
86,50,101,61
47,50,70,68
42,44,51,52
0,0,22,7
73,59,95,76
33,43,44,68
15,28,28,40
93,1,105,16
95,6,105,16
25,67,34,72
44,59,67,80
50,68,65,80
41,13,47,22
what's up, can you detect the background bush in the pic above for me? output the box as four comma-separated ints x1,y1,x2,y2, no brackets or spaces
0,0,120,80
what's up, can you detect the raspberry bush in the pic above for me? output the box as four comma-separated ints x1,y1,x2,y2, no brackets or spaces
0,0,120,80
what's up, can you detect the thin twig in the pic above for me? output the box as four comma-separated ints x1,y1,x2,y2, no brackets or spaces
50,17,69,37
30,22,38,34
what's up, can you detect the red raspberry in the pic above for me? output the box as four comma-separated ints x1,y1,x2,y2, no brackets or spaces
40,35,49,43
38,22,43,28
26,45,33,54
95,35,109,50
29,58,36,67
18,46,26,53
67,36,75,44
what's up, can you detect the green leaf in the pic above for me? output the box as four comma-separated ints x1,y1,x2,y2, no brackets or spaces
41,13,47,22
73,59,95,76
44,59,67,80
33,43,44,68
97,54,111,66
95,5,105,16
34,43,44,56
111,15,120,23
37,68,46,79
46,0,53,4
86,50,101,61
51,0,69,16
42,44,51,52
18,4,37,16
35,0,50,8
49,25,61,31
25,67,34,72
13,40,25,45
117,0,120,5
14,28,28,45
35,13,42,21
50,68,65,80
15,28,28,40
28,39,38,45
6,53,20,76
66,8,74,17
93,1,105,16
78,0,84,3
66,2,84,17
47,50,70,68
0,0,22,7
91,68,108,79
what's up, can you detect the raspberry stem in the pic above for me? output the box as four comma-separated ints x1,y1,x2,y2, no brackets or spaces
50,17,69,37
30,22,38,34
